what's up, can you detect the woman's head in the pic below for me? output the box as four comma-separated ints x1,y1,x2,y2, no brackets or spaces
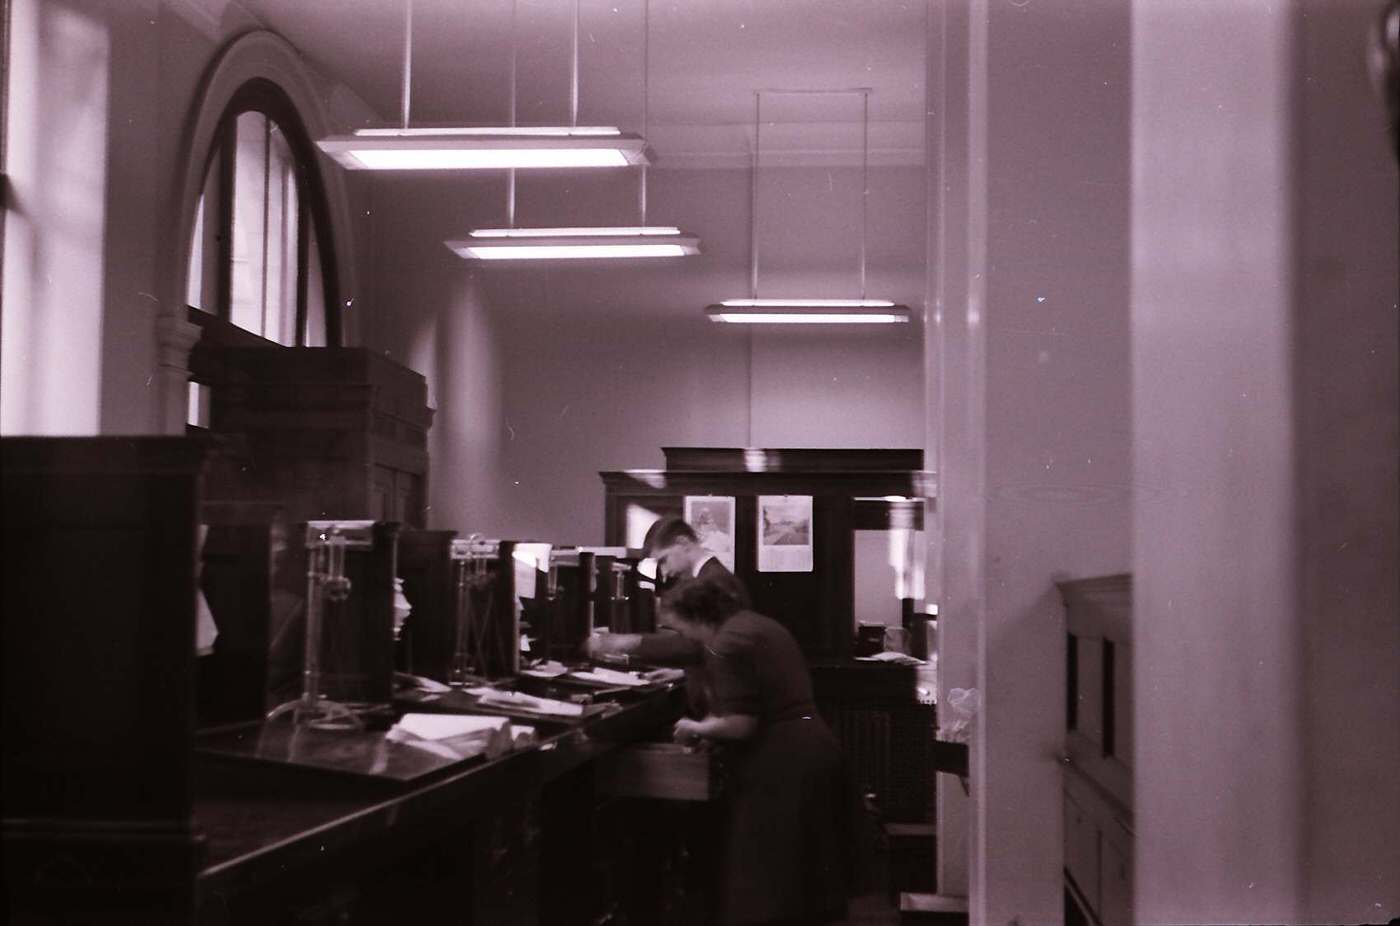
661,577,742,637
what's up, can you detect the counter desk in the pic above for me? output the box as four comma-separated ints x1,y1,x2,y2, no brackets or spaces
192,683,695,924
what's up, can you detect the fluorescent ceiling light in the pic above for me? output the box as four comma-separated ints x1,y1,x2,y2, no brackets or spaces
705,302,911,324
469,226,682,238
718,298,899,308
317,129,650,171
448,227,701,260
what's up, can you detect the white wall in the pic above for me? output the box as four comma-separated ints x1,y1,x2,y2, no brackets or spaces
929,0,1133,919
1132,1,1399,923
363,164,926,544
0,0,377,436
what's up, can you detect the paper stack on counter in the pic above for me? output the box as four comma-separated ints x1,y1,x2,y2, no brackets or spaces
474,689,586,718
569,667,651,687
521,661,570,679
387,713,513,760
641,667,686,685
854,651,927,666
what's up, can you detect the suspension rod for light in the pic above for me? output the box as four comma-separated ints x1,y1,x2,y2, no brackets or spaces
706,88,909,324
450,0,700,261
318,0,651,171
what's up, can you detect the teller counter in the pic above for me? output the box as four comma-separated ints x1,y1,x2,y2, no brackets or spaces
1,437,719,926
192,685,694,925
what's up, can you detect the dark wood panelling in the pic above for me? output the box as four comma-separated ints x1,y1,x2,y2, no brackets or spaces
603,466,933,661
395,529,458,682
194,347,433,527
662,447,923,472
2,437,209,921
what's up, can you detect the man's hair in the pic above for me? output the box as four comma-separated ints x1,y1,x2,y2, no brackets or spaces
642,516,699,556
662,577,742,627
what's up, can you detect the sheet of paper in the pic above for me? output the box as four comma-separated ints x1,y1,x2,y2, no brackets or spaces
756,495,814,572
512,542,552,599
569,667,650,687
393,713,509,740
684,496,736,572
476,689,585,717
521,661,569,679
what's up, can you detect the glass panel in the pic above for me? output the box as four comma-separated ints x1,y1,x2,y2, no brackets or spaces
186,381,211,428
304,225,327,347
186,193,205,310
187,157,222,314
229,111,268,336
266,124,300,346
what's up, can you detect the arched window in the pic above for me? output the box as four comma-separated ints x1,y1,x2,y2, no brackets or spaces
186,79,340,348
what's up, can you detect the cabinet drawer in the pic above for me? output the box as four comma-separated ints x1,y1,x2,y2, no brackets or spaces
599,743,720,801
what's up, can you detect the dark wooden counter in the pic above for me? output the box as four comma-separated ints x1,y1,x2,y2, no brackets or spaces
192,685,684,923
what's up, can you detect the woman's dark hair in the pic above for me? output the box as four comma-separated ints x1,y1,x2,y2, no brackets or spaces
642,516,699,556
663,577,742,627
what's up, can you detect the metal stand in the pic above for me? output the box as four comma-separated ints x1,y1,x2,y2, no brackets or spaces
266,523,369,731
448,535,498,687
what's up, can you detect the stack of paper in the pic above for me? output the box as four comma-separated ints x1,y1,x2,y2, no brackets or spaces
569,667,651,687
854,651,927,667
475,689,586,718
521,661,570,679
386,713,513,760
640,667,686,685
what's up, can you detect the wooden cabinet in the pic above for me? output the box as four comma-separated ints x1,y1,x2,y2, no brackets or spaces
193,347,433,526
1058,574,1133,926
2,437,210,922
601,447,934,660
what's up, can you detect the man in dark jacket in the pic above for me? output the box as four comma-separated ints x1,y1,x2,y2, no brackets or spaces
587,516,749,711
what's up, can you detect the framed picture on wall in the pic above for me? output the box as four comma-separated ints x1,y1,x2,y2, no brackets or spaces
684,496,736,572
756,495,814,572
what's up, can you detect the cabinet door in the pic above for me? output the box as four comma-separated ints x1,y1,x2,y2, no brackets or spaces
1064,791,1099,914
1100,836,1132,926
374,465,398,521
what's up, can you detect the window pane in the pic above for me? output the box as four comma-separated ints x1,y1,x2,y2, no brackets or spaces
187,193,205,310
186,381,211,428
304,224,327,347
265,124,299,346
187,158,222,314
229,111,268,336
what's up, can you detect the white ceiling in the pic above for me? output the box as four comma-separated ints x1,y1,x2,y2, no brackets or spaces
238,0,927,166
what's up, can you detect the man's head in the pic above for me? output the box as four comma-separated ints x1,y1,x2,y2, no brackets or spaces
643,516,703,581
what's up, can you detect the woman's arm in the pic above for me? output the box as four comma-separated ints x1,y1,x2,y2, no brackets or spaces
674,713,759,743
584,632,643,661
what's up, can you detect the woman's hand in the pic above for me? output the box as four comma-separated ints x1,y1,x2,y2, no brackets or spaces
672,717,703,746
672,713,759,744
585,631,641,662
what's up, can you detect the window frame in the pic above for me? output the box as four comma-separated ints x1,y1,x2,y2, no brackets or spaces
188,78,342,348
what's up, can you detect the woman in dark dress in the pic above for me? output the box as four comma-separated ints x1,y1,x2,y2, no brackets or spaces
667,579,851,926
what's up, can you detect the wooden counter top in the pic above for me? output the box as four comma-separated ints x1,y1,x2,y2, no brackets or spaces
193,684,684,909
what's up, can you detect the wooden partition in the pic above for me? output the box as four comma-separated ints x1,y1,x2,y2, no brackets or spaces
395,529,459,682
197,501,287,725
2,437,209,922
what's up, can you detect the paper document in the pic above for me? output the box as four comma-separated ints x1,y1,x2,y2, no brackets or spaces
522,661,570,679
570,667,651,687
393,713,509,740
854,651,927,666
476,689,586,717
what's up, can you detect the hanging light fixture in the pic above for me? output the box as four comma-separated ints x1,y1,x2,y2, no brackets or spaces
446,0,700,261
317,0,650,171
705,89,910,324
